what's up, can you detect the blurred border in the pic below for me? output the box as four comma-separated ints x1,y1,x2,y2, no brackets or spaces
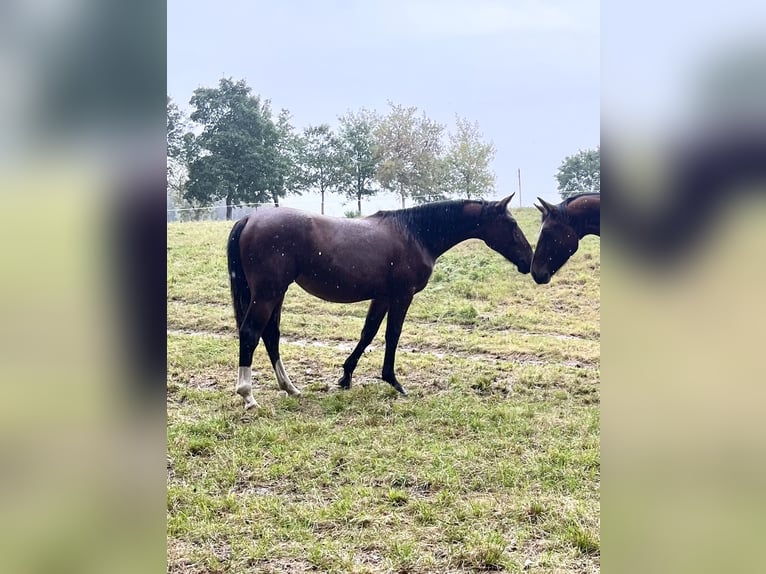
5,0,765,571
603,2,766,573
0,1,167,572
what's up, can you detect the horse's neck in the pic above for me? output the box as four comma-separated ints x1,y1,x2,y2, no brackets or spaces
567,198,600,238
577,211,600,238
410,211,483,260
429,228,480,259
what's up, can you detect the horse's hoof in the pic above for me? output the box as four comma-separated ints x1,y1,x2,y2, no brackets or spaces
337,375,351,390
387,380,407,395
287,386,302,397
243,397,258,410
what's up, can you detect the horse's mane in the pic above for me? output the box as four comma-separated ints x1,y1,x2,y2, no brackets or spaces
370,199,490,245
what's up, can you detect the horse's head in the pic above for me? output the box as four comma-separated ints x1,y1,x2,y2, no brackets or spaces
480,193,532,274
531,197,579,284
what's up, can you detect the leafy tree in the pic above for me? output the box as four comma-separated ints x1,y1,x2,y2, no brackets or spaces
375,102,445,207
167,96,186,166
555,147,600,199
261,107,300,207
336,108,380,215
184,78,293,219
296,124,343,214
443,115,496,199
167,97,203,220
166,96,186,199
411,119,448,205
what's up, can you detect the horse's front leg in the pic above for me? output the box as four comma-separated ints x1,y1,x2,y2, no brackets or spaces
381,295,413,395
338,298,389,389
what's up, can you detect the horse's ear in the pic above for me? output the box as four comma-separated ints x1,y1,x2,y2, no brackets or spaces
537,197,557,214
498,193,515,212
534,202,545,214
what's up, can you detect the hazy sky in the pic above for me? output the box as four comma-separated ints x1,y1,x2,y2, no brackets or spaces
168,0,599,215
602,2,766,134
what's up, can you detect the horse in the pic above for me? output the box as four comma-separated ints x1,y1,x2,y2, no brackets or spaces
227,194,532,409
531,193,600,285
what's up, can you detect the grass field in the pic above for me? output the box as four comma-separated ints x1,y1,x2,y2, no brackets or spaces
167,207,600,573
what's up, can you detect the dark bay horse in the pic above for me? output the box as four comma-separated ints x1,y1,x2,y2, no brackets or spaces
531,193,600,284
227,194,532,409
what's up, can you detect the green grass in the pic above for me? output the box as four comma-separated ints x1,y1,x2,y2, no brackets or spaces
167,207,600,573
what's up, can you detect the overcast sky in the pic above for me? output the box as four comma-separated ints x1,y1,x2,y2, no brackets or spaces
168,0,599,215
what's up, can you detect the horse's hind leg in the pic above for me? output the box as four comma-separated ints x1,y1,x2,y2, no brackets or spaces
261,297,301,396
237,299,279,410
338,298,389,390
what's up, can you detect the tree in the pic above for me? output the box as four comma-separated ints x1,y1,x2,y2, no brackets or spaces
297,124,343,214
260,106,300,207
167,96,186,200
336,108,380,215
555,147,600,199
375,102,446,208
443,115,496,199
167,97,203,220
167,96,186,167
411,118,448,205
184,78,293,219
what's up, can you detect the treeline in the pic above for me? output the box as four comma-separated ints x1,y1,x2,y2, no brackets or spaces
167,78,497,219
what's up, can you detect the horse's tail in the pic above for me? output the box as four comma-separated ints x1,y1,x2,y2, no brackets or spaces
227,215,251,331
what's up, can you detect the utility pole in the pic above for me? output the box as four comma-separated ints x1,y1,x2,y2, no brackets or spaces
517,168,522,207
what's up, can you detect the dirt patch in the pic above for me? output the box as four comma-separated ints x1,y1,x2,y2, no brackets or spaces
243,557,316,573
167,329,599,370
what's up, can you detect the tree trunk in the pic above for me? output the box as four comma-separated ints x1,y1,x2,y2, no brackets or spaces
272,191,280,207
226,193,233,220
321,189,325,215
401,190,406,209
357,174,363,215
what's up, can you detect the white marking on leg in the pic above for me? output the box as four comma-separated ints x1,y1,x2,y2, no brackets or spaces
274,358,301,396
236,366,257,410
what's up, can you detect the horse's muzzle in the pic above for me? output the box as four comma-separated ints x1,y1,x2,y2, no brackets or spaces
531,269,551,284
517,262,531,275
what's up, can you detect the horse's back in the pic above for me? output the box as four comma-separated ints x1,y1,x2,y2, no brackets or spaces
241,208,388,252
236,208,420,302
244,206,310,229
